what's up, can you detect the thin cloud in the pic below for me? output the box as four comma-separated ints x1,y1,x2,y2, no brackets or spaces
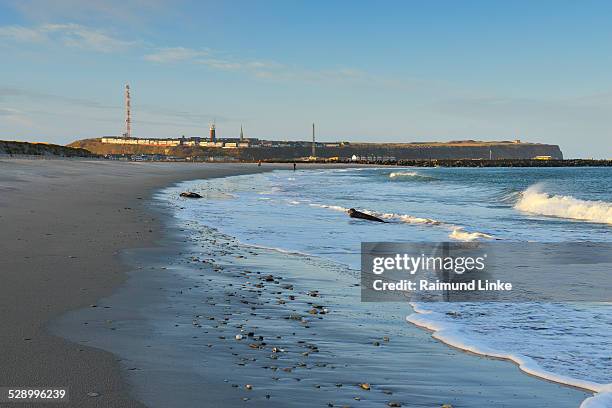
144,47,209,63
43,23,136,52
2,22,378,85
1,85,236,131
0,23,136,52
0,25,46,42
0,86,117,109
144,45,369,84
0,107,23,116
6,0,175,26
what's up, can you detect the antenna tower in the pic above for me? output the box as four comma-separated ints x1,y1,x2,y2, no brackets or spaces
125,84,131,138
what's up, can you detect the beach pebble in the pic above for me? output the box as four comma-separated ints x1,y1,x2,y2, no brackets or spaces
388,402,402,407
359,383,371,391
87,392,100,397
235,334,243,340
373,341,380,346
441,405,453,408
245,384,253,390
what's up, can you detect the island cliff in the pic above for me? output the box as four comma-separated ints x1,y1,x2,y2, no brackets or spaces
69,138,563,161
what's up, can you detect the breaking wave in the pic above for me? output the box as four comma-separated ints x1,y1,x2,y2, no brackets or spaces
449,227,493,241
515,185,612,225
309,203,351,212
389,171,438,181
309,203,441,225
309,203,493,241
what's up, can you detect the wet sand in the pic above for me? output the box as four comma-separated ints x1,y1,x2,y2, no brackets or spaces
52,174,590,407
0,159,289,407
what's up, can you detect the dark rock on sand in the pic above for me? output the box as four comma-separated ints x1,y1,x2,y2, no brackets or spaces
180,192,203,198
348,208,385,223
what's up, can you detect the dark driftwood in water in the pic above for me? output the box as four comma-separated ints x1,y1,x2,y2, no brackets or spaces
180,192,203,198
348,208,385,223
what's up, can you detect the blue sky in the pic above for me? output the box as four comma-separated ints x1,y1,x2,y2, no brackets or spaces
1,0,611,158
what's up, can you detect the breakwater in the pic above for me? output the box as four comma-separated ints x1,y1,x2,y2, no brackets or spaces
348,159,612,167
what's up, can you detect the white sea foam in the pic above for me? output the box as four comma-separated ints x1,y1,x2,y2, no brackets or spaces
363,210,441,225
515,184,612,225
580,388,612,408
310,204,442,225
389,171,437,181
449,227,493,241
310,203,493,241
407,303,612,407
389,171,420,178
309,203,351,212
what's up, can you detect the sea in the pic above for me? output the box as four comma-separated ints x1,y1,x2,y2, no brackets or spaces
163,166,612,407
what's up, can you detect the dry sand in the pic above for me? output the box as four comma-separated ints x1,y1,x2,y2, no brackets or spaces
0,158,288,407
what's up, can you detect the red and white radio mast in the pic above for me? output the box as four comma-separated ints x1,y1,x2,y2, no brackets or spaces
125,84,131,138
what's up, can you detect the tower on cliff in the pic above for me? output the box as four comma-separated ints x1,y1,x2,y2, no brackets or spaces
209,121,216,142
240,125,244,141
311,123,316,158
124,84,131,138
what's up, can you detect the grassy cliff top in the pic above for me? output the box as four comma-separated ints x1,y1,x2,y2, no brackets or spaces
1,140,96,157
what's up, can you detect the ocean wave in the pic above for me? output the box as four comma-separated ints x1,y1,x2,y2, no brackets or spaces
449,227,493,241
310,204,442,225
310,203,493,241
309,203,351,212
365,210,441,225
515,184,612,225
407,303,611,406
389,171,438,181
496,189,522,205
258,186,282,195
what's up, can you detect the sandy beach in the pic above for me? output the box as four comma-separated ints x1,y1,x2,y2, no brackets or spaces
0,159,286,407
0,159,594,407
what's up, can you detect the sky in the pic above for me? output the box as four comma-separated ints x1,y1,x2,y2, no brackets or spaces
1,0,611,158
